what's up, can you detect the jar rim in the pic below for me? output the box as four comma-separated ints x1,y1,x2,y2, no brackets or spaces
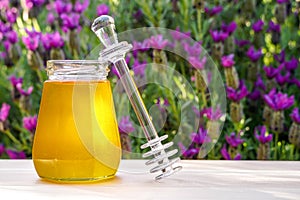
47,60,106,68
46,60,109,81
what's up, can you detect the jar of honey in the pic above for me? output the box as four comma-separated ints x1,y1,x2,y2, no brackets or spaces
32,60,121,183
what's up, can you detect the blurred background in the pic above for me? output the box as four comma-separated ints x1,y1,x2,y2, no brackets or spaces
0,0,299,160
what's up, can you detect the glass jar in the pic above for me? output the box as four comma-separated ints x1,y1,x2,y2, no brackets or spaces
32,60,121,183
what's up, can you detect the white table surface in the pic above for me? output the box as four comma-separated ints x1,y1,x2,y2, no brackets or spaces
0,160,299,200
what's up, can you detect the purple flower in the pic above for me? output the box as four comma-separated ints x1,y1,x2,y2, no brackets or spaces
267,21,280,32
155,98,169,112
148,35,168,49
226,81,248,102
255,126,273,144
6,149,26,159
22,35,39,51
41,31,64,50
156,98,169,107
133,9,143,20
204,6,223,17
16,83,33,96
74,0,89,13
25,0,45,9
190,127,210,145
263,89,294,111
255,75,266,91
248,88,261,101
0,0,9,10
0,103,10,122
291,78,300,88
276,71,290,86
221,54,235,68
3,40,11,51
263,65,281,79
0,21,10,33
111,66,120,78
178,142,199,159
290,108,300,124
97,3,109,16
200,106,223,120
274,50,285,63
6,8,18,24
225,132,244,148
183,42,202,57
6,30,18,44
221,21,237,35
235,39,251,48
22,29,41,51
221,145,241,160
47,12,55,25
8,75,23,87
23,115,37,133
252,20,264,33
209,30,228,43
188,56,207,70
246,46,262,62
118,116,135,134
0,52,6,59
284,57,299,71
132,39,150,55
0,144,4,156
277,0,289,4
54,0,72,15
60,12,81,31
170,27,191,41
132,59,147,77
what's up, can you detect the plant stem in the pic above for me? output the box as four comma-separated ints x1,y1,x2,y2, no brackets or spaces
274,131,279,160
2,130,22,146
201,89,207,108
197,9,202,41
289,144,295,160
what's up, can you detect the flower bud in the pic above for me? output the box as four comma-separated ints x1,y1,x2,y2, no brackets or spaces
0,121,9,132
230,102,244,123
120,133,132,153
247,62,259,82
224,35,235,54
153,49,167,65
8,44,21,64
50,48,65,60
243,0,256,12
207,120,221,141
270,110,284,133
27,50,44,70
172,0,179,12
224,67,239,89
69,30,81,58
212,42,224,61
288,122,300,148
271,31,281,44
194,71,206,92
275,3,287,24
253,32,264,48
266,78,277,91
263,105,272,126
257,143,270,160
193,0,205,10
20,96,31,112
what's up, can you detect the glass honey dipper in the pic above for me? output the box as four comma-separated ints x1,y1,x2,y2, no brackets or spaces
91,15,182,180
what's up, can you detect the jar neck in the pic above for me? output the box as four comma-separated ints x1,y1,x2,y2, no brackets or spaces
47,60,109,81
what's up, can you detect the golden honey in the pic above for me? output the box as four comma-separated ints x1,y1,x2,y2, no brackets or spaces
32,80,121,182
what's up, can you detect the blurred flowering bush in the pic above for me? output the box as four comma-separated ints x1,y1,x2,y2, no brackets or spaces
0,0,299,160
